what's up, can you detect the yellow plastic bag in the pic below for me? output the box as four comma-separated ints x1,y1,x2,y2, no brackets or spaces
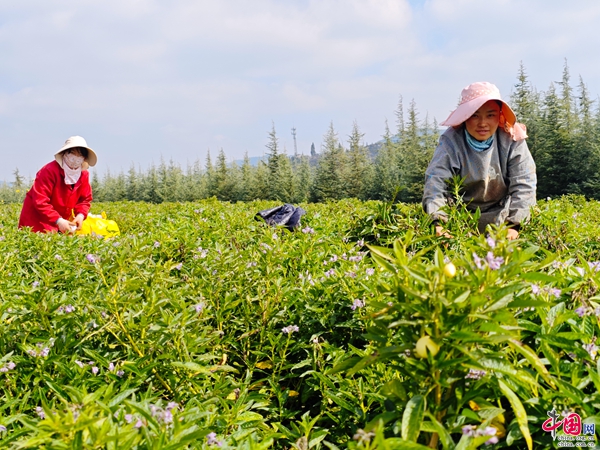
76,212,120,237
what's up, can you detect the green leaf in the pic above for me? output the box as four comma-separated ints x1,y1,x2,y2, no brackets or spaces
508,340,556,389
521,273,560,283
424,412,455,450
401,395,425,442
382,439,431,449
497,380,532,450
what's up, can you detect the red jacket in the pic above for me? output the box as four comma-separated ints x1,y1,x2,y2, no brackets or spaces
19,161,93,232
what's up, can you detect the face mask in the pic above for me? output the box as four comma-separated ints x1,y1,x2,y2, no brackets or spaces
63,152,85,169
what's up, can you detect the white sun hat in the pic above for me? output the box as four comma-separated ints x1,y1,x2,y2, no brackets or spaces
54,136,98,169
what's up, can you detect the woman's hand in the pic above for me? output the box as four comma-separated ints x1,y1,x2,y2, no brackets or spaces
507,228,519,240
56,218,76,233
435,225,453,239
73,214,85,230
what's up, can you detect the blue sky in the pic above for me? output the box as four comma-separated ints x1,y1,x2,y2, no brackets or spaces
2,0,600,181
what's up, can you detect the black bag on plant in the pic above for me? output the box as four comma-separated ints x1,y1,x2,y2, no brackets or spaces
255,204,306,231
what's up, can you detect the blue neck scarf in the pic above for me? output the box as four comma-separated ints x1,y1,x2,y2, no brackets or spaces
465,129,494,152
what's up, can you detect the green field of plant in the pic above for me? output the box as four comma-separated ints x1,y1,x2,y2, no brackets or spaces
1,196,600,449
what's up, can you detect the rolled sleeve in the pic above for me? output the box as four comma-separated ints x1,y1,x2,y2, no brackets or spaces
506,140,537,224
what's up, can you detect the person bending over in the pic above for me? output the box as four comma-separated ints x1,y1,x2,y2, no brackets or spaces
19,136,98,233
422,81,536,240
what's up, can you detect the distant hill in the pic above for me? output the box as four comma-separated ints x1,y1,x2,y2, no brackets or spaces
233,156,266,167
235,137,398,167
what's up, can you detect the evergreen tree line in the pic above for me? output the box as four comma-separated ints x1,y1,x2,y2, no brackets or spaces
89,98,438,204
3,61,600,205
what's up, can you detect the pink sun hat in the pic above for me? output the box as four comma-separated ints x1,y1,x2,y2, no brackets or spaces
440,81,527,140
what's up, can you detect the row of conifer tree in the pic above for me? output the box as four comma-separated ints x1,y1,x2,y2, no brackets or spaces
3,61,599,205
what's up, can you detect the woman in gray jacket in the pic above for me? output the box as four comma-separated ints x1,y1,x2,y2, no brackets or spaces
423,81,536,240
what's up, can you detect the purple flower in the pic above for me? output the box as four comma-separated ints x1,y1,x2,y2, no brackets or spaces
32,281,40,288
92,366,99,375
345,271,357,278
482,427,497,436
324,268,335,277
124,414,133,423
329,255,338,263
485,436,499,445
135,419,144,428
117,370,125,377
40,347,50,357
462,425,475,437
589,261,600,272
485,252,504,270
366,268,375,276
549,288,561,298
86,254,98,264
348,255,363,262
472,252,484,270
353,429,375,443
108,362,115,372
206,432,220,446
167,402,178,412
465,369,487,380
65,304,75,313
583,343,598,360
531,284,541,295
301,227,315,234
54,254,62,260
36,406,45,419
175,263,183,271
351,299,365,310
6,362,15,370
0,425,6,432
194,303,204,313
162,410,173,424
576,266,585,277
357,239,364,247
282,325,299,334
75,360,85,368
575,306,587,318
486,235,496,249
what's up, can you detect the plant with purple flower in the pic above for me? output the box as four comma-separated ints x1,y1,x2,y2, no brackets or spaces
206,432,223,446
351,298,365,310
485,251,504,270
465,368,487,380
472,252,484,270
86,254,99,264
0,361,16,373
282,325,299,334
35,406,45,419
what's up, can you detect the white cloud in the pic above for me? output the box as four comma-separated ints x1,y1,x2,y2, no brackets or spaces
1,0,600,180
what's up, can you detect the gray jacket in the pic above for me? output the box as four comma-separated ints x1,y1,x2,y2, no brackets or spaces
422,126,537,230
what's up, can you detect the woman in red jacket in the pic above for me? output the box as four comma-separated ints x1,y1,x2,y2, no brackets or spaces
19,136,98,233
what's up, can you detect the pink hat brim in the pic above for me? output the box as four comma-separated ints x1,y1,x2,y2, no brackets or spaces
440,95,516,128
